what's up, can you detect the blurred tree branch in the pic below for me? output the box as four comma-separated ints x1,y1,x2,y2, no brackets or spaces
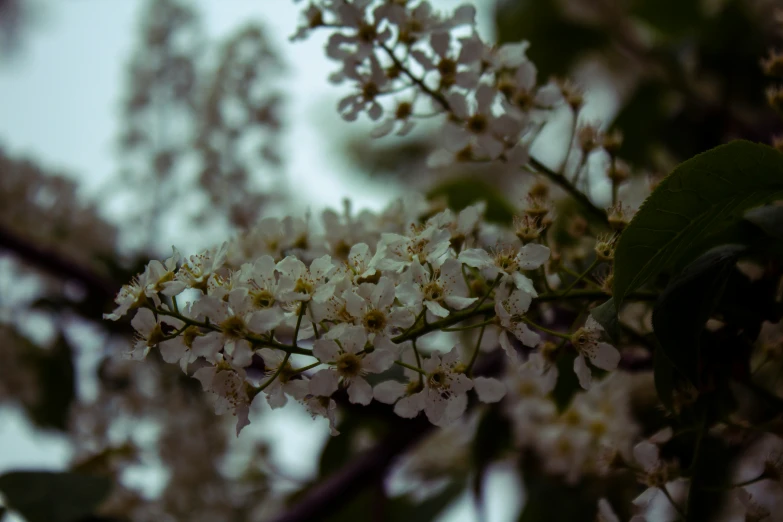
0,222,119,302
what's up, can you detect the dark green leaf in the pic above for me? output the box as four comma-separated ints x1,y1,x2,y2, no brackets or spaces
427,177,516,224
589,298,618,342
613,141,783,305
652,245,745,385
0,471,111,522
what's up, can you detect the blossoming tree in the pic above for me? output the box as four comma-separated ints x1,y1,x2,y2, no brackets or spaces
3,0,783,521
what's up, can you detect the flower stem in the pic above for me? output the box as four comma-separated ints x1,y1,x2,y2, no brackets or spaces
442,316,496,332
411,338,423,384
560,258,599,297
466,322,487,376
253,351,292,396
520,317,572,340
291,361,322,375
395,360,426,375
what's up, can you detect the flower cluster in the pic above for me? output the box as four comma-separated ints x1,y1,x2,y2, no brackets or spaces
292,0,563,168
106,191,621,436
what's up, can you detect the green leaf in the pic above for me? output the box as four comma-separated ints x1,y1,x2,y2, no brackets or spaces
652,245,746,385
427,177,517,224
613,141,783,305
589,298,618,341
0,471,111,522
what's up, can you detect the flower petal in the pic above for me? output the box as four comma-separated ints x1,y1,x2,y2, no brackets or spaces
473,377,506,403
589,342,620,371
574,353,592,390
347,377,373,405
373,380,406,404
309,369,340,397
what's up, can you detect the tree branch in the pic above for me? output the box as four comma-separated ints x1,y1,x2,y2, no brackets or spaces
0,223,119,301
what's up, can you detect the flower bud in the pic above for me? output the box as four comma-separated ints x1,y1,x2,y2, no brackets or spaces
607,202,634,231
762,49,783,77
606,159,630,185
601,129,623,155
766,85,783,112
594,234,616,261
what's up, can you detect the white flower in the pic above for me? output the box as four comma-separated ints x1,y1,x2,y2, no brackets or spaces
343,242,383,283
494,282,541,358
631,435,684,512
258,348,309,409
321,201,375,260
175,242,229,293
238,217,286,261
504,354,558,445
129,308,182,361
144,247,182,297
427,201,486,251
159,303,200,372
104,279,147,321
237,255,281,310
276,254,335,303
289,379,340,436
394,346,491,426
441,84,523,160
571,316,621,389
104,249,183,321
191,290,282,366
458,242,549,291
504,60,561,109
375,224,452,272
371,97,417,138
193,363,253,436
410,31,481,91
311,325,394,405
335,56,389,121
534,423,592,483
326,0,392,62
343,276,415,349
396,258,476,318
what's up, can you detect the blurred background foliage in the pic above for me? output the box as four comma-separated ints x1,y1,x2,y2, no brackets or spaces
0,0,782,521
